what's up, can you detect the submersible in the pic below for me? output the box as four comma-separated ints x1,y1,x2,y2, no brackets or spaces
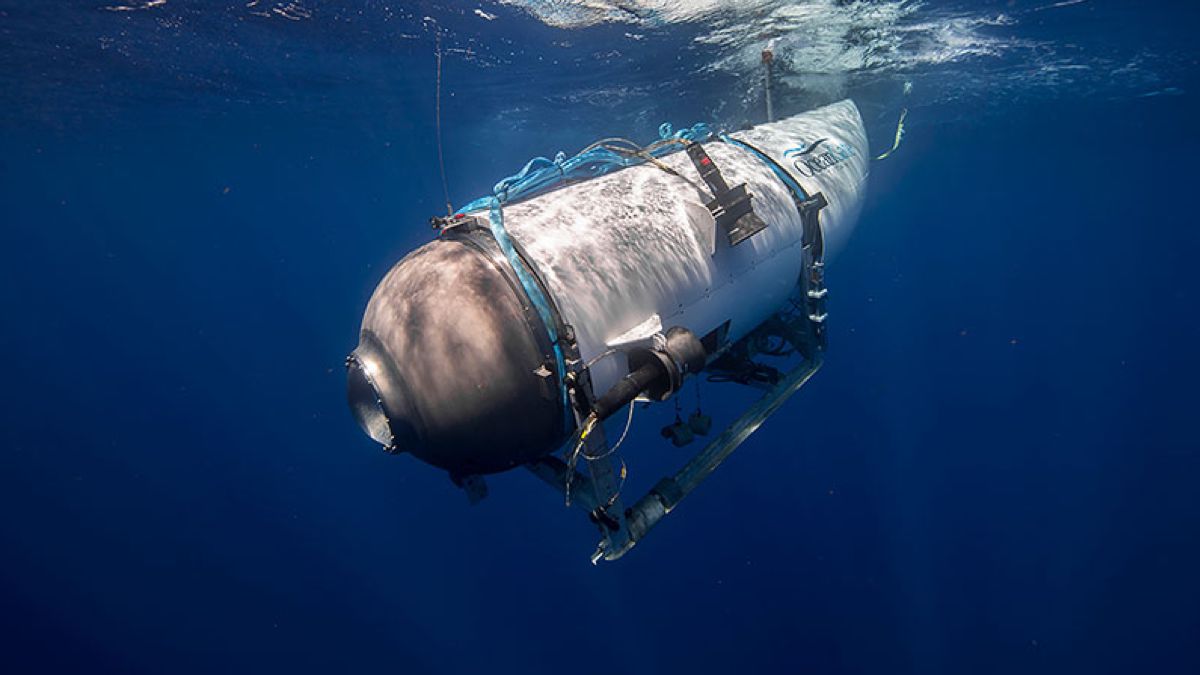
347,100,869,560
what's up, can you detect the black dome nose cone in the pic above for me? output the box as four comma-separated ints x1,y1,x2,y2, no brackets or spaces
348,238,567,474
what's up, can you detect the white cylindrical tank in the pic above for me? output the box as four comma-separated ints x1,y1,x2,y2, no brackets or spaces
501,99,869,394
347,100,869,474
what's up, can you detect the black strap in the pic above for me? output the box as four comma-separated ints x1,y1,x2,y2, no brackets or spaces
685,142,731,195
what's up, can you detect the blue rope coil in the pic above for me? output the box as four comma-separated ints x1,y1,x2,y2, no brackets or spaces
458,121,712,214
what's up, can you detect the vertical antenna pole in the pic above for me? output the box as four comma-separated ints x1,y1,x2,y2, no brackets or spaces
762,40,775,123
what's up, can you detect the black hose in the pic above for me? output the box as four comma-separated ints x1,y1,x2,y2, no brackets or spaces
592,361,668,421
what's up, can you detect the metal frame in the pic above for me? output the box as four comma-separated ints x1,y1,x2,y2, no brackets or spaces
526,207,829,562
530,349,822,562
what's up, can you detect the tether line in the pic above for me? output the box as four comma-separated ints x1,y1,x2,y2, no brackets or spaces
435,30,453,216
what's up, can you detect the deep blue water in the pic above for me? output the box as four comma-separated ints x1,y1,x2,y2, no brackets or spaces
2,1,1198,673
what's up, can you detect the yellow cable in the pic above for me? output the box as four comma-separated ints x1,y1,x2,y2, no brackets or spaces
875,107,908,161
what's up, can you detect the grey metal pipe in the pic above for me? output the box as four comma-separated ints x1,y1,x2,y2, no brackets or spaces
763,43,775,123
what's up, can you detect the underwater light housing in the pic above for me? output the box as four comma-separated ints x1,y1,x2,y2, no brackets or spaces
347,100,869,561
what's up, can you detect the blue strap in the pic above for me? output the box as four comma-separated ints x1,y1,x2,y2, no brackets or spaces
720,134,810,202
454,122,714,423
484,198,570,417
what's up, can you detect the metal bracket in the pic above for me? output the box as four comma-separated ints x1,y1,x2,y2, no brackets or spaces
431,213,486,234
578,423,631,562
797,192,829,351
525,423,631,564
685,142,768,246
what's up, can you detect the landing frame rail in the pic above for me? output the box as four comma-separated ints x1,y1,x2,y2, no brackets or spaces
526,350,822,563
